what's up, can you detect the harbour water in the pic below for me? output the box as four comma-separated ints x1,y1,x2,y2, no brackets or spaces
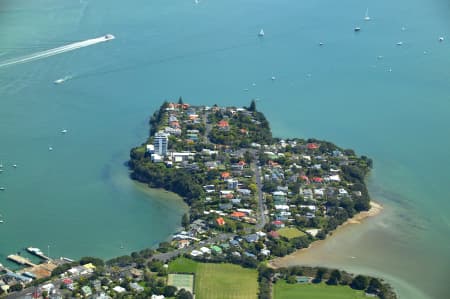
0,0,449,298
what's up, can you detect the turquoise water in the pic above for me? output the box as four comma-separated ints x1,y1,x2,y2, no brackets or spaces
0,0,449,298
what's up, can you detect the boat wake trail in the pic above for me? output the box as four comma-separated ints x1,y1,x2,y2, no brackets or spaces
0,34,115,69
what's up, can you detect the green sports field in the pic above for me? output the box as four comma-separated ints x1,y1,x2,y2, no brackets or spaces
195,263,258,299
168,257,198,273
277,227,306,239
273,281,367,299
168,258,258,299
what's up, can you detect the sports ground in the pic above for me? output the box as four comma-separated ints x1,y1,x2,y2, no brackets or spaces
169,257,258,299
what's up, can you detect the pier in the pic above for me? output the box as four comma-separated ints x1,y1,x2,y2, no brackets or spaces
27,247,51,261
7,255,36,267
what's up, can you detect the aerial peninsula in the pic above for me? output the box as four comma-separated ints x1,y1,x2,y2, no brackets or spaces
0,100,395,299
126,99,396,299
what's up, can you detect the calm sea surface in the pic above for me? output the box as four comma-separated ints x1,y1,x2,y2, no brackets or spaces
0,0,449,298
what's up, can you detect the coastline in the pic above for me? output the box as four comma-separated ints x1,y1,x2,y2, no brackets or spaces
269,200,383,268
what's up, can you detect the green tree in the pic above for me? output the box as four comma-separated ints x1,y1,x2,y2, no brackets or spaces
286,275,297,284
164,285,177,297
350,275,369,290
367,277,383,294
313,268,326,283
326,269,342,285
248,99,256,112
182,213,190,229
10,284,23,292
176,289,193,299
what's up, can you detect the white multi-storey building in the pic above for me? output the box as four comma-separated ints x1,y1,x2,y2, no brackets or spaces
153,132,169,156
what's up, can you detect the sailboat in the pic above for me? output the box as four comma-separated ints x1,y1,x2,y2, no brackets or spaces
364,8,371,21
258,29,265,37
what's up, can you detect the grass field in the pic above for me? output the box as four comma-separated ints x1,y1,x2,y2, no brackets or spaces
168,257,198,273
277,227,306,239
273,281,367,299
167,273,194,294
168,258,258,299
195,263,258,299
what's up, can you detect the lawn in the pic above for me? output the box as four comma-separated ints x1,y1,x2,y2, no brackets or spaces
195,263,258,299
277,227,306,239
168,257,198,273
273,281,367,299
168,258,258,299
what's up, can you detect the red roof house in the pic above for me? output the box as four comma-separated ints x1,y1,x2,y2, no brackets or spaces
218,120,229,128
231,211,246,218
312,177,323,183
306,143,319,150
221,172,231,179
216,217,226,226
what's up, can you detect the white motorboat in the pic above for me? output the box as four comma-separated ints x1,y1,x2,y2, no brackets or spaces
104,34,115,41
258,29,265,37
364,8,371,21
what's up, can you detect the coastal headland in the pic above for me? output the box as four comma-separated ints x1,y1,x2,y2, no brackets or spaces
1,100,396,299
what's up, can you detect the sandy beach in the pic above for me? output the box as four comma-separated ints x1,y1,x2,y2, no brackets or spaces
269,201,383,268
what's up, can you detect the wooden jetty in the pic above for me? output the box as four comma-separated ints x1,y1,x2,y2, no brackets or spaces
7,255,36,267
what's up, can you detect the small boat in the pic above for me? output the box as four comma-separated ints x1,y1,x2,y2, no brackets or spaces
319,42,324,46
12,164,17,168
439,37,444,42
0,187,5,191
49,146,53,151
61,129,68,134
354,27,361,32
396,41,403,46
54,78,65,84
364,8,371,21
27,247,44,256
0,220,4,224
271,76,276,81
104,34,115,41
401,26,406,31
258,29,265,37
